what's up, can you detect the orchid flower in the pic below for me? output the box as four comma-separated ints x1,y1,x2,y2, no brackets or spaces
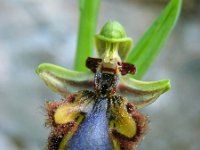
36,0,181,149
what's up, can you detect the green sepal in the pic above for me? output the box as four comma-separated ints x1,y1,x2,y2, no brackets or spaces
36,63,93,97
95,21,132,60
118,76,171,108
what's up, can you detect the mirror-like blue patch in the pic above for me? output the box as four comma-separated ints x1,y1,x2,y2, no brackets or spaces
67,98,112,150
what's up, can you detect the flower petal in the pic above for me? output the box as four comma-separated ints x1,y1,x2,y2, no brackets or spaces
36,63,93,97
118,76,171,108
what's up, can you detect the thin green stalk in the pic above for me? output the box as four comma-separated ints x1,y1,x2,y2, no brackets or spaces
75,0,100,72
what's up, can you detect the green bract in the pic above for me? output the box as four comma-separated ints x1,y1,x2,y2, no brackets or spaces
95,21,132,60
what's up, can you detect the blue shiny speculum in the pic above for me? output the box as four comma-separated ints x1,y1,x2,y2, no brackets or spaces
68,98,112,150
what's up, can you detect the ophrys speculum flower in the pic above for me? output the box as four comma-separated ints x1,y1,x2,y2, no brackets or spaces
36,21,170,150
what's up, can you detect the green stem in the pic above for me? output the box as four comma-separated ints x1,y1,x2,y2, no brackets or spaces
75,0,101,72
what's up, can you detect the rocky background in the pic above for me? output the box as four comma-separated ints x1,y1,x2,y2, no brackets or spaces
0,0,200,149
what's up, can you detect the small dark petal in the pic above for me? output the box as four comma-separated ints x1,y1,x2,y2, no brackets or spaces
86,57,102,73
121,62,136,75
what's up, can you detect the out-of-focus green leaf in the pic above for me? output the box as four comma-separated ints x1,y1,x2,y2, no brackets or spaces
79,0,85,11
75,0,100,72
126,0,182,79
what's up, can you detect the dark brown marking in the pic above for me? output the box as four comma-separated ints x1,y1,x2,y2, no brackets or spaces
120,62,136,75
86,57,102,73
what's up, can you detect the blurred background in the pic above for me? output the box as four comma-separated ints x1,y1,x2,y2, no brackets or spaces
0,0,200,149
